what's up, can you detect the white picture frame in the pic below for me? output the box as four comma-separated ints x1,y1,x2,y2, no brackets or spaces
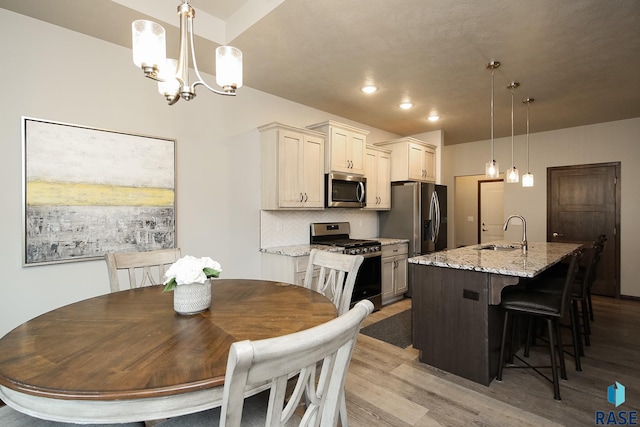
22,117,176,266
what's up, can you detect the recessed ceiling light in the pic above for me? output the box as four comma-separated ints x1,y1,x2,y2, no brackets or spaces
428,114,440,122
361,85,378,94
399,102,413,110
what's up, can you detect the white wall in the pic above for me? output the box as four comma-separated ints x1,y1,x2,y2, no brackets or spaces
443,117,640,297
0,9,398,337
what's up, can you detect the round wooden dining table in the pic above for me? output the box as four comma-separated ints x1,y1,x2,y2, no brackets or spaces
0,279,337,424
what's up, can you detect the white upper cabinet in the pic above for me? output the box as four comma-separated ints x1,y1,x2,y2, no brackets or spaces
260,122,325,210
307,121,368,175
375,137,437,182
364,145,391,210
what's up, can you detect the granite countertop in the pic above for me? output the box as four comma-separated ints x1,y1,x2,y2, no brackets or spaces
260,244,344,257
370,237,410,245
260,237,409,257
408,241,583,278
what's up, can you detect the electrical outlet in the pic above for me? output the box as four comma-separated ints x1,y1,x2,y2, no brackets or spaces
467,216,474,222
463,289,480,301
276,222,283,232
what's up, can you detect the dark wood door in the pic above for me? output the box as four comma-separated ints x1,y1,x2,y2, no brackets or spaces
547,163,620,297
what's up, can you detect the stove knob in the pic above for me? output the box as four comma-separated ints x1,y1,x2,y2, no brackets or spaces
363,247,369,253
350,249,358,255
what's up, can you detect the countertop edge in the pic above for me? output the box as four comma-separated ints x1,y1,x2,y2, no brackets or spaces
260,238,410,257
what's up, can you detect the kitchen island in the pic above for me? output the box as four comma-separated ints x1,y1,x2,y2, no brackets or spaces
408,241,582,386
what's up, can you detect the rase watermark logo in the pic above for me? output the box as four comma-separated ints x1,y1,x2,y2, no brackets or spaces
595,382,637,425
610,382,626,407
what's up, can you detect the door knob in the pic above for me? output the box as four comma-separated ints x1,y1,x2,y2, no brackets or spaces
552,232,564,237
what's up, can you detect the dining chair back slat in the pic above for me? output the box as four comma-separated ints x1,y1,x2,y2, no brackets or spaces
303,249,364,315
105,248,181,292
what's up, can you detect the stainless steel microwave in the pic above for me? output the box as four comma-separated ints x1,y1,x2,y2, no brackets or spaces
325,172,366,208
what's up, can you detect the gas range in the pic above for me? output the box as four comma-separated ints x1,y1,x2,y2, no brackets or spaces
310,222,381,257
310,221,382,310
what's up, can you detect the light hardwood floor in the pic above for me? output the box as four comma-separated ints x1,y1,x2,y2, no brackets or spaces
346,295,640,427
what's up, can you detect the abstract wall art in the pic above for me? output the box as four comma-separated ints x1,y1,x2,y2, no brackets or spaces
22,117,176,266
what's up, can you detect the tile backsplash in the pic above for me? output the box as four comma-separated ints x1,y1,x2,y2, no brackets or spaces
260,210,379,248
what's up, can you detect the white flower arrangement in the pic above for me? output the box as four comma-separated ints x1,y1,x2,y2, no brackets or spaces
163,255,222,292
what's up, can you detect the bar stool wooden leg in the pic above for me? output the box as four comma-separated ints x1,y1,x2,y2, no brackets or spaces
581,297,592,346
497,311,510,381
547,319,562,400
554,318,568,381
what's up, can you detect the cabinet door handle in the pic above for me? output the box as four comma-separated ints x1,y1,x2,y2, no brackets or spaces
304,193,308,202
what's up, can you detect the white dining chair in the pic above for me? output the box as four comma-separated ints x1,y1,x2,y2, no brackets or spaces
302,249,365,427
303,249,364,315
104,248,181,292
156,299,374,427
0,405,145,426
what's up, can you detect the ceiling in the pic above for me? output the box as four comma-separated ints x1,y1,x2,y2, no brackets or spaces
2,0,640,145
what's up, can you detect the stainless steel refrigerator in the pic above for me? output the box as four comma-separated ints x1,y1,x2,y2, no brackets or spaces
379,181,447,257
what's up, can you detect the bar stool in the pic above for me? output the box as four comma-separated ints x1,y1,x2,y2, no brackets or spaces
534,235,606,349
529,245,596,356
496,250,581,401
587,235,607,322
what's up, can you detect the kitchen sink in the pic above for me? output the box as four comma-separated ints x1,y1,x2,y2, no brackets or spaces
477,244,521,251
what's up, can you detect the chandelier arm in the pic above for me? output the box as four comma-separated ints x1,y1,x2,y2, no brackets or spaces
167,94,180,105
176,2,192,96
188,18,237,97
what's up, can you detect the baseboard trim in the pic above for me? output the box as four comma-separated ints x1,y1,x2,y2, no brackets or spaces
621,294,640,302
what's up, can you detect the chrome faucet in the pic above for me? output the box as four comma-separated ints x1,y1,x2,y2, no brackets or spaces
503,215,528,254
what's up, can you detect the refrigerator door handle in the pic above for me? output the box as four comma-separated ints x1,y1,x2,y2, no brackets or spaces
433,192,441,243
429,191,437,242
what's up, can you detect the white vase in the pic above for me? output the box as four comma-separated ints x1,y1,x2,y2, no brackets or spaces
173,279,212,314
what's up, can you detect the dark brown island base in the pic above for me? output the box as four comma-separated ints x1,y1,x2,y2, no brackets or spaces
409,241,582,386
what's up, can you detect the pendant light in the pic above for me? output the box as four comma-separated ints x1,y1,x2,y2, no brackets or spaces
522,98,535,187
485,61,500,178
506,82,520,183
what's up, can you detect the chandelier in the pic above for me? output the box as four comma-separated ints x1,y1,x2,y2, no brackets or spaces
131,0,243,105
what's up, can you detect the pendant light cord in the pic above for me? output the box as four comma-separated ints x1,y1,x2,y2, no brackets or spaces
511,86,515,168
526,101,530,172
491,69,495,163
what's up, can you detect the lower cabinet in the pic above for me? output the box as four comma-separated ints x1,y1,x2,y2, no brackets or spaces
381,243,408,305
261,252,318,288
